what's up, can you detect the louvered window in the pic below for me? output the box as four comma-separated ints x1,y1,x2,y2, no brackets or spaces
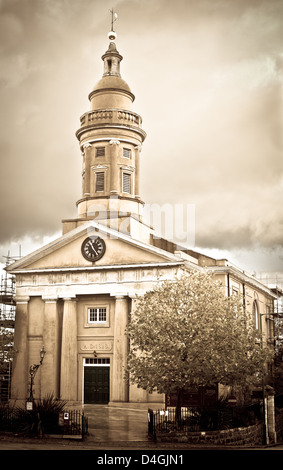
96,147,105,157
123,148,131,159
95,172,105,192
122,173,131,194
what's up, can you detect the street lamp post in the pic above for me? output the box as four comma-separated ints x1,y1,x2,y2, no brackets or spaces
259,313,269,445
26,346,46,409
260,311,283,445
259,312,279,445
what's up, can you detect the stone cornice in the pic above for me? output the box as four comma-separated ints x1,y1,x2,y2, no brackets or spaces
88,87,135,102
76,123,147,143
8,261,184,275
75,195,145,206
208,265,277,299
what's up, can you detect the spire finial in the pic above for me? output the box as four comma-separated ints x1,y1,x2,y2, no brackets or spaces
108,8,118,41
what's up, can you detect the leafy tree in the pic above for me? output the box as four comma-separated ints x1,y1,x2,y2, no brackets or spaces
273,350,283,396
127,271,273,414
15,393,67,436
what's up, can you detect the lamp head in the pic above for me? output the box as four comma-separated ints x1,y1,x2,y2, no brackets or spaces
40,345,46,362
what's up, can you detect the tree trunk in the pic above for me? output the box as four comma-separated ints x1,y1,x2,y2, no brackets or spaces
175,388,183,426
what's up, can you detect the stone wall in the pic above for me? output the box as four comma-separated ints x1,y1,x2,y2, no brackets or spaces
156,422,264,446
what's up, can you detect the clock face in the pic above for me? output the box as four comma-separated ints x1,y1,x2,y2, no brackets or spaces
81,236,106,262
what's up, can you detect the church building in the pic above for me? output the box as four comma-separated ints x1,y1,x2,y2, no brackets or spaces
7,27,277,407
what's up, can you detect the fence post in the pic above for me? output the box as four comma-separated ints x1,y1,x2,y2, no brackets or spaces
148,409,156,440
266,386,277,444
82,412,88,440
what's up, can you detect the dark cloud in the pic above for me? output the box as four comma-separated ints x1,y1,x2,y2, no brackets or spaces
0,0,283,272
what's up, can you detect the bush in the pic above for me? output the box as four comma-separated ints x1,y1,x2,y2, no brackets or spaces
15,393,67,436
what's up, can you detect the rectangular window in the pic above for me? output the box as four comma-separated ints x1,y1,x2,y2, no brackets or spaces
96,147,105,157
122,172,131,194
95,172,105,192
123,148,131,159
88,307,107,323
85,358,110,365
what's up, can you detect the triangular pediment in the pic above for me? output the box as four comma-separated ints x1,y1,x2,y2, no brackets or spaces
7,221,181,273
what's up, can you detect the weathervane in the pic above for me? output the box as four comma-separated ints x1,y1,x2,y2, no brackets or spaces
108,8,118,41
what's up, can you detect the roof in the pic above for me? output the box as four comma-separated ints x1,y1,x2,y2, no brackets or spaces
89,75,134,101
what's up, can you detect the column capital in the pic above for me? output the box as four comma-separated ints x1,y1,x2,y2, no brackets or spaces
62,296,77,302
128,292,142,299
109,139,120,145
83,142,92,149
14,295,30,304
111,294,127,300
42,296,58,303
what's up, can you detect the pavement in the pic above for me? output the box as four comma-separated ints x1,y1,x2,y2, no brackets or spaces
0,404,282,454
83,404,149,443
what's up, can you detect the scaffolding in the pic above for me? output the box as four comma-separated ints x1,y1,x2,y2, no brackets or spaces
256,273,283,318
0,251,21,402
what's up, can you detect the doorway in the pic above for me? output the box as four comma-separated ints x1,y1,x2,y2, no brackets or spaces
84,359,110,404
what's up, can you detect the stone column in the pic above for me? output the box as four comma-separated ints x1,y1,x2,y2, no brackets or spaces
112,295,129,402
83,143,91,196
134,145,141,199
128,297,147,403
60,297,78,401
42,297,59,398
11,296,30,401
110,139,120,194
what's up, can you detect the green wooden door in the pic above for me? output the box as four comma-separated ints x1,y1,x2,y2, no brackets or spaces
84,366,110,404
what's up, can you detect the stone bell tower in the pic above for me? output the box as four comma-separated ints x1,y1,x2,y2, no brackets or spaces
62,26,147,236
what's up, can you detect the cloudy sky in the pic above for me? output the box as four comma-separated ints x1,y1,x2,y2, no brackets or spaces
0,0,283,280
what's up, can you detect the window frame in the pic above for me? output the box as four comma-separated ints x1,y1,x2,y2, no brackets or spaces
123,148,131,159
84,358,110,366
88,307,107,324
253,300,260,330
85,305,110,328
122,172,131,194
95,171,105,192
96,147,105,158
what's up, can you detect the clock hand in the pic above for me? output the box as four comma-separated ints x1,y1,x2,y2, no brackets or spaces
89,240,98,255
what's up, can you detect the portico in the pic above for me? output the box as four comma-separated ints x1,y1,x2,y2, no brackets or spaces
8,218,186,405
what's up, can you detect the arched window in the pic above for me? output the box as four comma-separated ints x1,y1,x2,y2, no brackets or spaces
253,300,260,330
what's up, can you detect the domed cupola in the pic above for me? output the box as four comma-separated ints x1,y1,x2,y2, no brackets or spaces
73,20,147,226
88,41,135,110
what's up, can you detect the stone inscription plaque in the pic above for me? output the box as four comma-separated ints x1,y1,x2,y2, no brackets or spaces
80,342,113,352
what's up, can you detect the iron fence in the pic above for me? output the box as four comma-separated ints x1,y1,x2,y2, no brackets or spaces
0,373,11,402
0,406,88,439
148,404,262,439
0,406,18,433
57,410,88,438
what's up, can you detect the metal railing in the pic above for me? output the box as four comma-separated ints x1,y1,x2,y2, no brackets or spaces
57,410,88,438
0,371,11,402
148,408,201,439
148,404,262,440
0,407,88,439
